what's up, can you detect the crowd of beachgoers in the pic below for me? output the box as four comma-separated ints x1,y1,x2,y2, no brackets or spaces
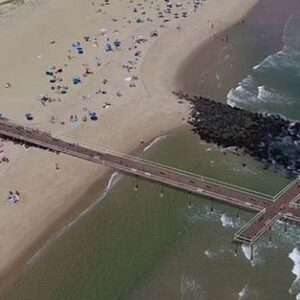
1,0,205,202
27,0,204,126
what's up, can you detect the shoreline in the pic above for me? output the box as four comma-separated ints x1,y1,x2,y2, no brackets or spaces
175,28,231,100
0,0,260,294
0,131,175,295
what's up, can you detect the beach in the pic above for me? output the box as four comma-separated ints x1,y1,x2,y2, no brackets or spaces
0,0,259,292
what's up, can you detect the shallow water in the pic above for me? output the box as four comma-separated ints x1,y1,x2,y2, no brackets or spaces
3,0,300,299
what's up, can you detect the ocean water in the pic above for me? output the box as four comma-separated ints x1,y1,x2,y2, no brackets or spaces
3,0,300,299
2,129,295,300
228,2,300,121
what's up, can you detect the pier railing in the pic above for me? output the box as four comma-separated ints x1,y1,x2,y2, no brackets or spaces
273,177,299,202
2,118,300,246
292,203,300,209
290,193,300,209
52,134,277,202
234,209,266,244
1,119,296,204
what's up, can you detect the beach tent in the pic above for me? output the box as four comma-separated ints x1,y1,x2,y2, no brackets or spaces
72,42,84,54
45,69,54,76
105,43,113,52
113,39,121,48
89,111,98,121
72,76,82,85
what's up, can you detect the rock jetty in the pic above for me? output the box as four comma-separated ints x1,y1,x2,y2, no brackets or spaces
174,91,300,174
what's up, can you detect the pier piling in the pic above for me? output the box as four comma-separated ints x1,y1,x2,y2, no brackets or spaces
284,218,287,233
160,185,164,198
234,241,238,256
250,244,254,261
134,175,139,192
236,208,240,219
188,191,192,208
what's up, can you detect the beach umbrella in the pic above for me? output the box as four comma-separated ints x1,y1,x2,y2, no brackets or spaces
100,28,108,35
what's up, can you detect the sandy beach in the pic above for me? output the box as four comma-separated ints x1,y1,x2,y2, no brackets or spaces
0,0,259,292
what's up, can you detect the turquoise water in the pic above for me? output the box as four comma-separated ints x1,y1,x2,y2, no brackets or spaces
3,0,300,299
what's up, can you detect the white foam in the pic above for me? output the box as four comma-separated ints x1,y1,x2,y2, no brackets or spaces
254,48,298,73
216,70,220,81
220,213,235,229
227,97,237,108
235,85,245,93
242,75,255,87
227,75,258,106
257,85,272,102
186,205,223,224
204,249,215,258
288,247,300,299
241,244,257,267
232,164,257,176
180,274,204,298
143,135,166,152
258,53,279,70
252,64,259,70
227,88,241,106
238,283,249,300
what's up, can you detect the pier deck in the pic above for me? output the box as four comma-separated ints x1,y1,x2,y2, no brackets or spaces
0,117,299,245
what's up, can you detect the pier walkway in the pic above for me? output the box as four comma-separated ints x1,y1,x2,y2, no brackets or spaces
0,117,300,247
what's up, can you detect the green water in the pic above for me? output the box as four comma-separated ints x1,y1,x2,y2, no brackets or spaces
4,0,300,299
3,129,296,300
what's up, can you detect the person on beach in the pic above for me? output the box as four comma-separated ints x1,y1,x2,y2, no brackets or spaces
7,191,19,204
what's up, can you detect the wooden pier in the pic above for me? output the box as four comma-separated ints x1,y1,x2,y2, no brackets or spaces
0,117,300,249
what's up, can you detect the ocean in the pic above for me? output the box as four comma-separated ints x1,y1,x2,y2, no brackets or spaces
3,0,300,299
228,3,300,121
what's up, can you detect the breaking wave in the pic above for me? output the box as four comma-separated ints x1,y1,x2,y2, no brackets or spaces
289,247,300,299
238,283,250,300
227,12,300,121
220,213,244,229
180,274,204,299
143,134,166,152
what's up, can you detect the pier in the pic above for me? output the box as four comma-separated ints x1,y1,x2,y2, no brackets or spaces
0,117,300,250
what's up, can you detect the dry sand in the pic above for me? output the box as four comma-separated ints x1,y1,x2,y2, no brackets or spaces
0,0,259,291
